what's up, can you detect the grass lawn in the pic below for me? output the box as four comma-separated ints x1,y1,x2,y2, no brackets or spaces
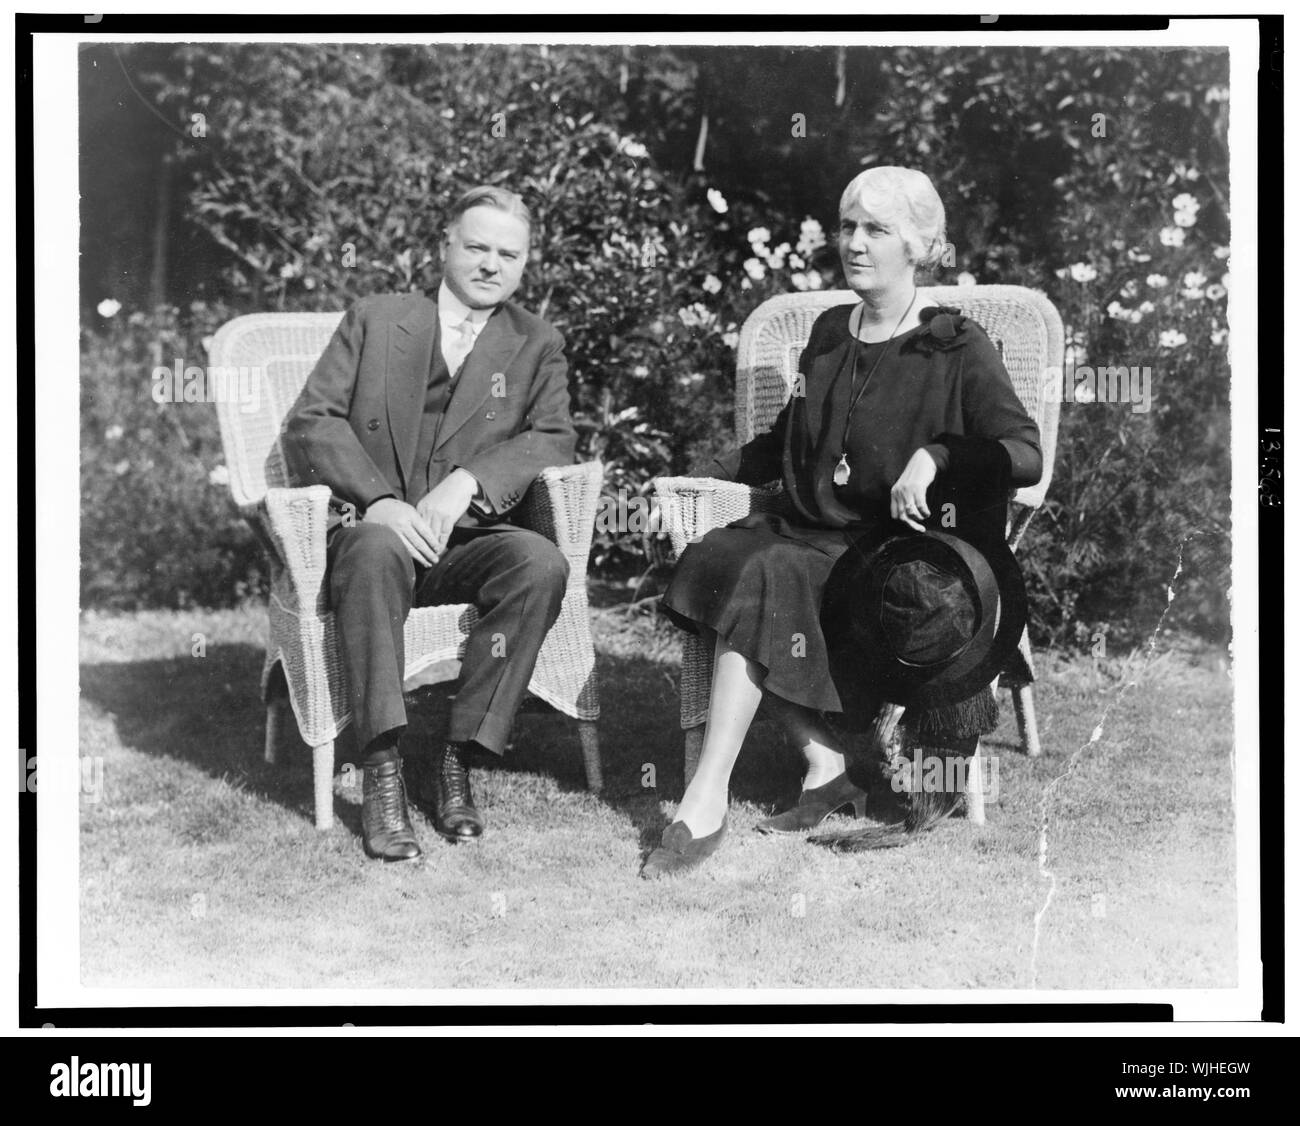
77,596,1236,991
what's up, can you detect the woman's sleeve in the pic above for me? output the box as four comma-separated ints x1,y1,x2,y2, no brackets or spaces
926,326,1043,488
695,319,820,484
703,400,788,484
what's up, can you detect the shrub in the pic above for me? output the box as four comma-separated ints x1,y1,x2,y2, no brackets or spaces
80,302,266,609
85,43,1231,649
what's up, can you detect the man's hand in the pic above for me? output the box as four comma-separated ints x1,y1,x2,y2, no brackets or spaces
415,468,479,554
890,448,938,532
363,498,443,565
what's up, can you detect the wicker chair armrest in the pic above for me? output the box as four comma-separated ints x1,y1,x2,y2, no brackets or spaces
517,461,604,565
247,485,333,614
1006,501,1038,554
652,475,786,559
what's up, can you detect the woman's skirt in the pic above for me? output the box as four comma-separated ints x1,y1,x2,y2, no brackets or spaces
660,512,862,714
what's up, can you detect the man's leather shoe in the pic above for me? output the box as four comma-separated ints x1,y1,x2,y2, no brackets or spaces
361,757,422,861
428,742,485,842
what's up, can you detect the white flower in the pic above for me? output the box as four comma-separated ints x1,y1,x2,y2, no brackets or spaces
632,365,650,379
1107,301,1141,324
740,278,752,291
1172,193,1199,215
1182,287,1205,301
1074,381,1097,404
1206,87,1229,104
113,459,130,476
677,302,716,330
788,254,805,270
1146,274,1168,288
1069,262,1098,283
742,257,767,282
797,217,826,257
1159,330,1188,348
1221,273,1231,291
1211,328,1229,346
806,272,823,290
1055,267,1071,280
956,271,977,287
1139,301,1155,315
279,262,301,280
762,241,791,269
104,424,124,442
1205,283,1227,301
1174,210,1198,228
303,277,316,290
1127,248,1152,263
1159,227,1186,248
208,464,230,487
1183,270,1207,288
722,331,739,349
706,188,728,214
701,274,722,295
1213,246,1230,260
97,299,121,318
676,372,706,389
619,138,649,159
1120,280,1138,300
790,272,810,291
747,226,772,247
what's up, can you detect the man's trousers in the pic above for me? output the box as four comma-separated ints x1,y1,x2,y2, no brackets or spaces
326,520,570,756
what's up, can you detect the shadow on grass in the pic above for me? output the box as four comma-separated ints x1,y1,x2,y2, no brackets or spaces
80,641,849,853
82,644,348,829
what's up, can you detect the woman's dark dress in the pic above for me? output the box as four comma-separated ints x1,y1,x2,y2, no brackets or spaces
661,303,1042,717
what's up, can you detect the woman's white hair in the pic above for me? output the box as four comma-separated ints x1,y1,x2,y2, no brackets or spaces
839,166,947,269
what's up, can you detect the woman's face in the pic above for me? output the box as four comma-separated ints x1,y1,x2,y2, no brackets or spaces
838,196,915,297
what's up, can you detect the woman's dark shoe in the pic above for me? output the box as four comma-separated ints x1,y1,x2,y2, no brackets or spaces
428,741,485,842
755,770,868,834
640,818,727,879
361,758,422,861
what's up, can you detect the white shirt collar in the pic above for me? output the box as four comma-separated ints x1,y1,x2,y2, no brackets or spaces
437,281,492,330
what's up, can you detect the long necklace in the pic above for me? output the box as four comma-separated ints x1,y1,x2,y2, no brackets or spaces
833,287,919,487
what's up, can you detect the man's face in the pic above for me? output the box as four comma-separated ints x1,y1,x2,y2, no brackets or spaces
838,197,914,296
440,205,530,308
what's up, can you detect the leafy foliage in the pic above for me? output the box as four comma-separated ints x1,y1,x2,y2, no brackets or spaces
82,43,1231,647
81,302,265,608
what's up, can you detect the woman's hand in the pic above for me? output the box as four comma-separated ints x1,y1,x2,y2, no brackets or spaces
890,448,938,532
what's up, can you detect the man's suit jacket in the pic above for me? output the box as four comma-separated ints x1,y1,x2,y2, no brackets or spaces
282,286,577,523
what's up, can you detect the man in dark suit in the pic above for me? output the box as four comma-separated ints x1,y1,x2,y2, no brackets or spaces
282,185,576,861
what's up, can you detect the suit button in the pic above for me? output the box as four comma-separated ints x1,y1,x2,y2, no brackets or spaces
367,419,380,431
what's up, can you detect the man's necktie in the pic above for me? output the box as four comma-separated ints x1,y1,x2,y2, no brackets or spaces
445,317,478,378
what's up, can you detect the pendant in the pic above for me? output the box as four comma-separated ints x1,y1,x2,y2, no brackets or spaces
833,454,851,486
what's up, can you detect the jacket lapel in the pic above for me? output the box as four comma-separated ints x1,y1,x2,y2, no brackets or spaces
387,297,438,493
435,308,525,450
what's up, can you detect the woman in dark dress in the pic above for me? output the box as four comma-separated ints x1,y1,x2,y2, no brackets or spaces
643,166,1043,878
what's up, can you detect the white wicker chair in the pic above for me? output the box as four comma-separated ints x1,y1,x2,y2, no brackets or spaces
209,312,603,830
653,285,1063,788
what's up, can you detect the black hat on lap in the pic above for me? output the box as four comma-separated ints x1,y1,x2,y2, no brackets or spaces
822,527,1027,710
